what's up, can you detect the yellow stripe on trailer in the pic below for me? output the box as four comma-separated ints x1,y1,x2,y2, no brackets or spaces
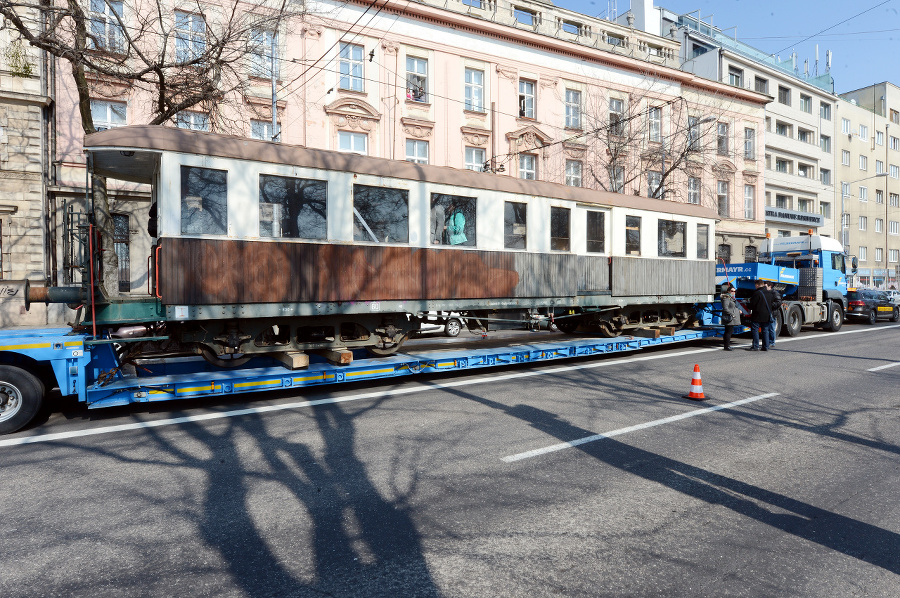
234,379,281,389
64,341,83,348
293,374,329,383
347,368,395,378
149,389,174,395
178,384,222,394
0,342,52,351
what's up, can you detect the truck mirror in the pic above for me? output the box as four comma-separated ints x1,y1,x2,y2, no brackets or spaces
851,256,858,273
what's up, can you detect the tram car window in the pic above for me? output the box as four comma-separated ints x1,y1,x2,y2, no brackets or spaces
550,207,570,251
697,224,710,259
258,175,327,240
625,215,641,255
180,166,227,235
431,193,476,246
352,185,409,244
585,211,605,253
504,201,527,249
658,220,687,258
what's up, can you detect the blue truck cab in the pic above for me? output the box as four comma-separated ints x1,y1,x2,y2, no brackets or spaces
758,235,854,303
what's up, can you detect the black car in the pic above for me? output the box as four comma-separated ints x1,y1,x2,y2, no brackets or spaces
846,289,900,324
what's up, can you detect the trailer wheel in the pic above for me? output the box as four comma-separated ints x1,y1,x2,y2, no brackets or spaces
0,366,44,435
825,304,843,332
782,306,803,337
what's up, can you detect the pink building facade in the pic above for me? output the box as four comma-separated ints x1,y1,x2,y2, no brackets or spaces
45,0,768,317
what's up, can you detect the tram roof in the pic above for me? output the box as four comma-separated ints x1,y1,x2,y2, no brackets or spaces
85,126,719,221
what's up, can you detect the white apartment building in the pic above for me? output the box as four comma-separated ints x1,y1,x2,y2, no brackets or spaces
836,83,900,289
626,1,837,263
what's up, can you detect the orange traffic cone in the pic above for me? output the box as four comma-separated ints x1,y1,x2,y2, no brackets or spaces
683,364,707,401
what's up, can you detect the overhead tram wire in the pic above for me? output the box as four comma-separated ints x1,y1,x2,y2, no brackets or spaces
772,0,893,55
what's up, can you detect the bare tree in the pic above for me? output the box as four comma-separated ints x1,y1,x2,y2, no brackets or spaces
0,0,303,296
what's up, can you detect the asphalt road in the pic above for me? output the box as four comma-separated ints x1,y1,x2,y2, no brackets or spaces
2,323,899,597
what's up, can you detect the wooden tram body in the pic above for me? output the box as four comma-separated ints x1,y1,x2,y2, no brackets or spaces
76,126,717,361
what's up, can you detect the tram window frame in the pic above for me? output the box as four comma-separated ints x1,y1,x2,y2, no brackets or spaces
504,201,527,249
352,184,409,244
431,193,477,247
550,206,570,251
180,165,227,236
585,211,605,253
697,223,709,259
625,215,641,256
658,220,687,258
258,175,327,240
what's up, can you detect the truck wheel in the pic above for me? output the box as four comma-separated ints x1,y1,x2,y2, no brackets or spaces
867,309,877,325
783,306,803,337
825,304,843,332
0,366,44,435
892,307,899,323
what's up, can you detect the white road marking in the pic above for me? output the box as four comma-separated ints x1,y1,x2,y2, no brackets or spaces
502,393,779,463
867,362,900,372
1,324,895,449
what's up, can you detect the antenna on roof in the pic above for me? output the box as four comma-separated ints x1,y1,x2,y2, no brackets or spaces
826,50,832,73
815,45,819,76
608,0,617,21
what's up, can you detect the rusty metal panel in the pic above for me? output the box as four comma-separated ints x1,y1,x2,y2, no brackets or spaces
577,256,610,293
611,257,714,297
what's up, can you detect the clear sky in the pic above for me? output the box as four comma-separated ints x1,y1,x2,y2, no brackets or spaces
555,0,900,94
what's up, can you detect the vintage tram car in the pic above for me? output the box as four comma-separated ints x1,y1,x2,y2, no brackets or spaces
38,126,718,364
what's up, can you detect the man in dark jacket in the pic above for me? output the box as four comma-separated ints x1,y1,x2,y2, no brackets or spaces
766,282,782,347
747,280,774,351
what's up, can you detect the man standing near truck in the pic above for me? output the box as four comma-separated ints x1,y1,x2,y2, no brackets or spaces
766,281,782,347
748,280,774,351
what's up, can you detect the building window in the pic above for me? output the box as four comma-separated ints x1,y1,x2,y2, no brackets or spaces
687,116,700,150
892,109,900,124
504,201,527,249
687,177,700,204
251,120,280,141
586,211,605,253
561,20,582,35
717,122,729,156
566,89,582,129
249,28,279,79
176,112,210,131
647,106,661,142
518,79,535,118
658,221,686,258
820,168,831,185
609,165,624,193
464,147,485,171
876,247,884,262
519,154,537,179
89,0,125,52
876,131,884,146
259,175,327,240
777,86,791,105
405,139,428,164
798,129,813,144
338,131,367,154
820,135,831,153
175,11,206,62
565,160,582,186
891,136,900,151
744,128,755,159
338,42,364,92
775,158,790,174
820,202,831,219
647,170,662,198
462,0,484,7
625,215,641,255
859,124,869,141
876,160,885,174
798,163,813,178
744,185,755,219
890,249,899,262
112,213,130,292
353,185,409,244
876,218,884,233
859,216,867,231
859,246,867,261
892,193,900,207
841,150,850,166
820,102,831,120
717,181,729,217
860,155,868,171
514,6,538,26
841,183,850,199
877,189,884,204
406,56,427,102
181,166,227,235
550,207,570,251
798,198,813,213
717,243,731,261
609,98,625,136
775,122,791,137
889,221,899,235
754,76,768,94
799,94,812,113
777,230,791,238
465,68,485,112
90,100,127,130
728,66,743,87
891,164,900,179
697,224,709,259
841,118,851,134
775,194,790,209
859,186,868,202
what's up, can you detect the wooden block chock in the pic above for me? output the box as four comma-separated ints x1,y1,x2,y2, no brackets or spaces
319,348,353,365
633,328,661,339
273,351,310,370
